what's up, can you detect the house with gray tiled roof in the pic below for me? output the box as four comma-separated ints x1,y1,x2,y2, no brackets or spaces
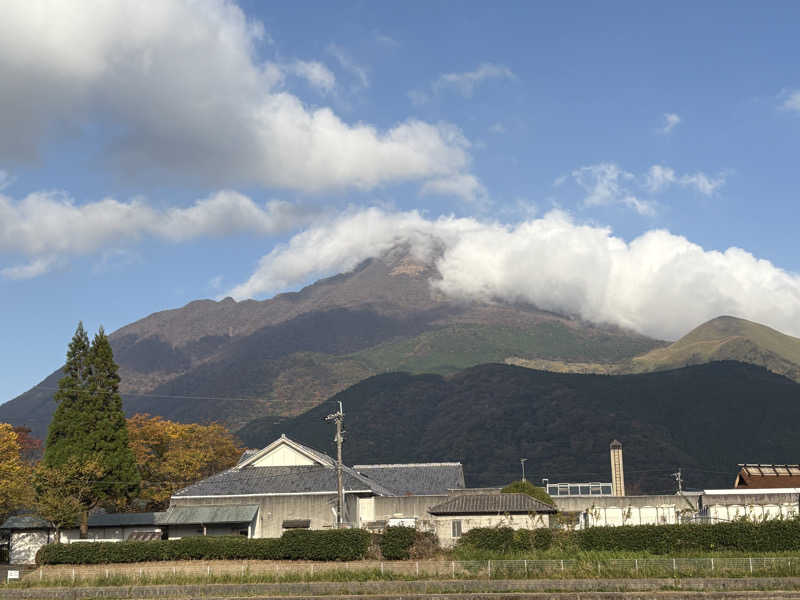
427,493,557,548
168,434,465,538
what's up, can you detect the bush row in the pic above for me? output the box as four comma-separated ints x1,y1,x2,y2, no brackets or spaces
575,519,800,554
458,519,800,555
36,529,371,565
458,527,553,553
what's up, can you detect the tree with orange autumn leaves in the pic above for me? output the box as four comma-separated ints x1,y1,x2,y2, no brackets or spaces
126,414,243,510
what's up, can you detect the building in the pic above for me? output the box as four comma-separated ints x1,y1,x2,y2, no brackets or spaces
734,465,800,489
169,434,465,538
2,434,465,563
428,493,556,548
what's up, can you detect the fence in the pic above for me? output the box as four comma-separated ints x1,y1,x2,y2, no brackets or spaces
14,557,800,584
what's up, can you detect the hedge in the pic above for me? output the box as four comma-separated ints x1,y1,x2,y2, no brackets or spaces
380,526,418,559
458,527,553,553
459,519,800,555
36,529,371,565
576,519,800,554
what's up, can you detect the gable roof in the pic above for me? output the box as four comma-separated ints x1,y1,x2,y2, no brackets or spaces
236,434,336,469
428,493,557,515
735,464,800,488
354,463,465,496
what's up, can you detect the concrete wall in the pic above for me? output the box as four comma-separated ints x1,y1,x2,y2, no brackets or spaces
367,495,449,531
434,513,551,549
702,492,800,523
170,493,361,538
554,494,699,528
10,531,50,565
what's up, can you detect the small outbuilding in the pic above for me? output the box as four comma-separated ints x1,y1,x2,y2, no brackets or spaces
427,493,557,548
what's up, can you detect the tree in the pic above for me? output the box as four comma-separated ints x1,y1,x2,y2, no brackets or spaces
0,423,35,523
12,426,43,464
42,323,140,537
33,458,106,538
501,479,556,506
127,414,242,510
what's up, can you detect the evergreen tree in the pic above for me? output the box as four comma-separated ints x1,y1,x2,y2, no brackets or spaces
41,323,140,537
44,322,91,463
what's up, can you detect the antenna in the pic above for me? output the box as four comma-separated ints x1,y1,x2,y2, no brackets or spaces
673,468,683,494
325,401,345,528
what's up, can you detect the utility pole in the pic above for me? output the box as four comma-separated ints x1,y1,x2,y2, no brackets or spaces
325,401,345,528
673,468,683,494
520,458,527,482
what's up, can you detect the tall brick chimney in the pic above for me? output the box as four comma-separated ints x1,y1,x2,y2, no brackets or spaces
610,439,625,496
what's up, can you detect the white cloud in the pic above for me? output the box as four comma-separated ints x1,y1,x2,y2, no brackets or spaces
407,90,430,106
226,208,800,341
570,163,654,215
660,113,682,134
289,60,336,94
326,43,369,91
0,257,59,280
780,90,800,112
420,174,488,205
562,162,726,215
434,62,516,97
410,62,515,105
644,165,726,196
0,189,314,276
0,1,473,192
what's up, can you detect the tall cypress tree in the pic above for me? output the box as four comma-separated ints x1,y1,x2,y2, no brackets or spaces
44,322,91,463
42,323,140,537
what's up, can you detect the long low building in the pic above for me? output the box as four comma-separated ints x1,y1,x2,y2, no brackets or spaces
2,435,467,563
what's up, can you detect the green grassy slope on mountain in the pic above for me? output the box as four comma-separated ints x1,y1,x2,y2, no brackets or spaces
508,316,800,383
630,316,800,380
351,321,661,375
237,361,800,493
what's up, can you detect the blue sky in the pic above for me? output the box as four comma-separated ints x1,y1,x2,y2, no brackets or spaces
2,1,800,404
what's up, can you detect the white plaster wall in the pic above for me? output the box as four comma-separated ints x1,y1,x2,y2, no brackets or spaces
582,504,678,528
251,444,316,467
434,514,550,549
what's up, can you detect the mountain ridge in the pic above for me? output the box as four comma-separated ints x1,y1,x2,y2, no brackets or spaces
236,361,800,492
0,249,662,438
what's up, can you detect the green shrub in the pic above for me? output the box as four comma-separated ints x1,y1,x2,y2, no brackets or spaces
458,527,552,553
575,519,800,554
36,529,370,565
380,526,418,560
500,480,555,506
459,527,516,553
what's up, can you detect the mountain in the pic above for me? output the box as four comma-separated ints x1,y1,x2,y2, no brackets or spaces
0,247,662,439
508,316,800,383
237,361,800,492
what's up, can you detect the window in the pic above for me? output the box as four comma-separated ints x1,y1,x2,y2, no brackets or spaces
451,520,462,538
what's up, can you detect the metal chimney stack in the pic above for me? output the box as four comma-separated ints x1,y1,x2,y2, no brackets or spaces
610,439,625,496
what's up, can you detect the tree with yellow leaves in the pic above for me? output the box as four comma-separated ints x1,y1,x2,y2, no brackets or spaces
0,423,35,523
127,414,242,510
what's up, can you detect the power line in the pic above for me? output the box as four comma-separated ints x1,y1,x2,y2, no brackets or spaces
35,386,268,403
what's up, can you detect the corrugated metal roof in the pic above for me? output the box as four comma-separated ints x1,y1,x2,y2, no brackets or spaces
355,463,465,496
428,493,557,515
735,464,800,488
0,515,50,530
89,512,162,527
158,504,259,525
2,512,164,530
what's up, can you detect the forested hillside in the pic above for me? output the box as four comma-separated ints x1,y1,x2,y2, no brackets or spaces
238,361,800,492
